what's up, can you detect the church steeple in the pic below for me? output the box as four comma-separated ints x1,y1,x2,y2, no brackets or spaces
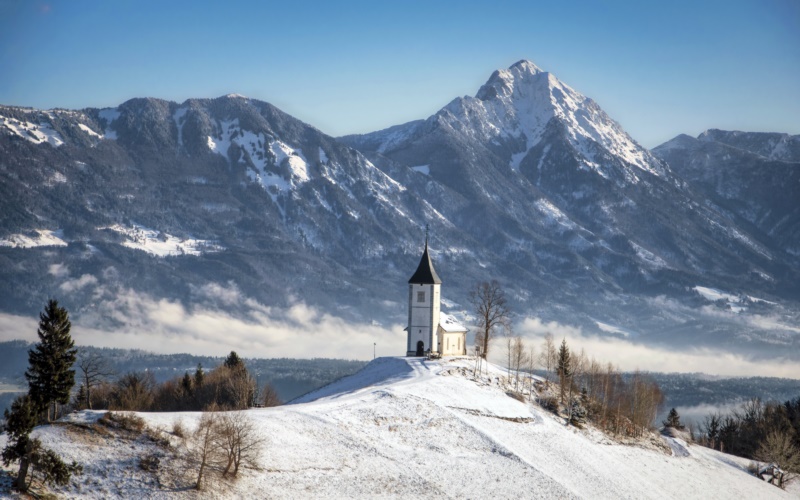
408,226,442,284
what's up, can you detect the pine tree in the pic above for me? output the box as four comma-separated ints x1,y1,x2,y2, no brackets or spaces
194,363,205,388
663,407,685,430
1,395,38,491
25,299,77,422
181,372,194,397
224,351,243,370
556,339,572,405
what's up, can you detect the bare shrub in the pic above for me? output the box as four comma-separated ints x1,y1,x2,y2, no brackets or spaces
183,410,264,489
186,412,225,490
506,391,525,403
540,396,559,413
111,372,156,411
260,383,282,407
218,412,264,478
172,419,186,438
99,412,146,433
139,453,160,472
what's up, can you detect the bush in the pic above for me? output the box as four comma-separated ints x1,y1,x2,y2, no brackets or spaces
111,372,156,411
506,391,525,403
99,412,146,433
172,419,186,438
139,453,160,472
539,396,559,414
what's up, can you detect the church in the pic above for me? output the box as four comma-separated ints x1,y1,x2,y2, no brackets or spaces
405,235,467,357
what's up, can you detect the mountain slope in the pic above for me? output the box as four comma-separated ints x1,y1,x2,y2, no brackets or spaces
0,96,466,324
341,61,800,356
3,357,790,498
1,62,799,362
653,130,800,258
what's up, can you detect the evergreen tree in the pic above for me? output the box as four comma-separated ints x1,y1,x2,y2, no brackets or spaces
224,351,244,370
194,363,205,388
663,407,685,430
1,395,38,491
181,372,194,396
556,339,572,404
25,299,77,422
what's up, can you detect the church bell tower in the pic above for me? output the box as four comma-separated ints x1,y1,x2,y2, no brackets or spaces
406,227,441,356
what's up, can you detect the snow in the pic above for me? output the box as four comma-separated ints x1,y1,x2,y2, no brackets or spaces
207,119,311,199
694,286,739,303
318,146,328,164
101,223,224,257
78,123,103,139
693,286,749,313
98,108,120,140
432,61,665,183
4,357,789,499
438,312,466,332
535,198,579,232
631,242,669,269
1,115,64,146
595,320,634,338
0,229,68,248
411,164,430,175
172,107,188,146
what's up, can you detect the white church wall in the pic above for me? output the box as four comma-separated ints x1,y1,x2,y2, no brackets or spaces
408,283,440,354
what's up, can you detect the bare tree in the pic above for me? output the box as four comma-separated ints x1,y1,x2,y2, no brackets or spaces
756,431,800,488
539,333,556,385
510,336,529,392
470,280,511,359
219,412,264,478
260,383,282,407
527,345,537,396
76,350,114,410
189,412,224,490
111,372,156,411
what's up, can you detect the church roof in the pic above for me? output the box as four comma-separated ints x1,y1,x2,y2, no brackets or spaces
408,242,442,284
439,313,467,332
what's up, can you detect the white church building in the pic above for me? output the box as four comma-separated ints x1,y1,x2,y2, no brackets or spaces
405,236,467,357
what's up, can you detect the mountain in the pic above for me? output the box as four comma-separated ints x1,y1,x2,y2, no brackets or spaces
653,130,800,258
1,62,799,362
341,61,800,357
8,357,790,498
0,95,456,324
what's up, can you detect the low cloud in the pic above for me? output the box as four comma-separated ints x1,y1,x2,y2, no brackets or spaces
59,274,98,293
0,284,403,361
48,263,69,278
478,316,800,379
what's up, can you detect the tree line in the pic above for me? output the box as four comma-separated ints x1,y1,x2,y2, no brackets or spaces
1,299,280,494
74,350,281,412
696,397,800,488
470,280,664,438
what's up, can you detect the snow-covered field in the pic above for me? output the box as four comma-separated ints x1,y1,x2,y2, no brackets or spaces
1,357,793,498
102,224,223,257
0,229,68,248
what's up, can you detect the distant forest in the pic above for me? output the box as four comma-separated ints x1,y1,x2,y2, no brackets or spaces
1,340,798,418
0,340,366,412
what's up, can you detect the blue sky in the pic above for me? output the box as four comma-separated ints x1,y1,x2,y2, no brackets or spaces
0,0,797,147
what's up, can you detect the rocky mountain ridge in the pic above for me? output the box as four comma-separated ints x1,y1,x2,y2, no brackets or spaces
1,61,798,361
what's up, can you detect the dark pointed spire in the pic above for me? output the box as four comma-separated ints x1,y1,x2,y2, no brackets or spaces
408,226,441,284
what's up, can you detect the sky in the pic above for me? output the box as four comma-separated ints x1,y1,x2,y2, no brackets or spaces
0,0,798,148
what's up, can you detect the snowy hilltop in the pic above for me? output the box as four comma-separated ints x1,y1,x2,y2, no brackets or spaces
1,357,790,498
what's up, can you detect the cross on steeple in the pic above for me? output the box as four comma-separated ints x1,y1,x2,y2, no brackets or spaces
425,223,430,248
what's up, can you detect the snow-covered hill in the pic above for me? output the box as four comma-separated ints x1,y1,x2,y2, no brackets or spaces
2,357,790,498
